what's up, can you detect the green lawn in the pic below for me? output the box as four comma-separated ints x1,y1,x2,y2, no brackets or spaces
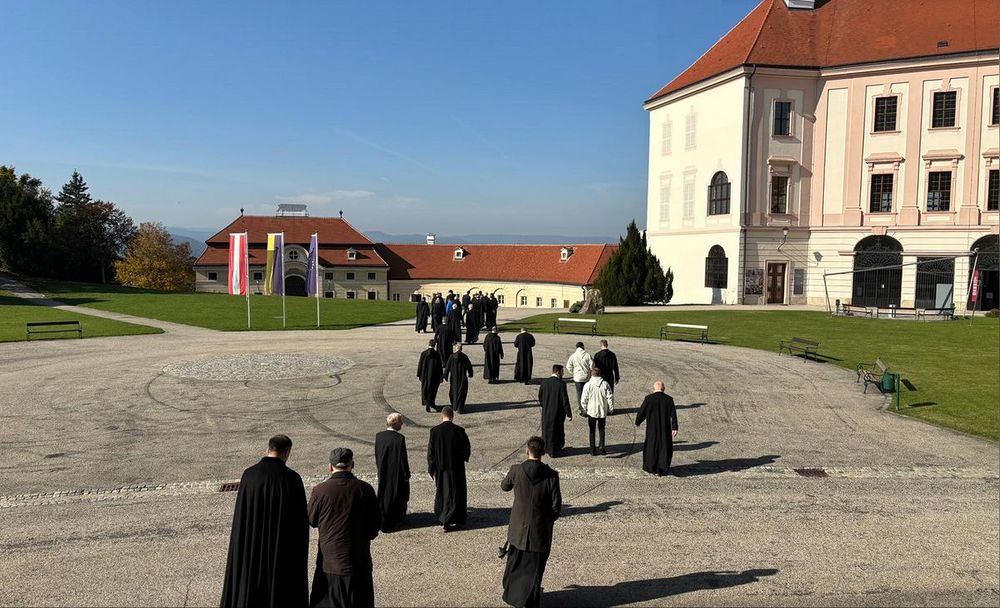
0,291,162,342
27,279,414,331
502,310,999,441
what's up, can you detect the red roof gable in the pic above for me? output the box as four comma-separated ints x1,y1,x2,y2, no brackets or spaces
649,0,1000,101
375,244,617,286
205,215,373,246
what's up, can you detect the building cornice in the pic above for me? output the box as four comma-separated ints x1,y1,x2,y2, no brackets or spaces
643,67,748,111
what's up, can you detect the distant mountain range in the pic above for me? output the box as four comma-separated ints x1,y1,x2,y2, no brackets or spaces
166,226,618,254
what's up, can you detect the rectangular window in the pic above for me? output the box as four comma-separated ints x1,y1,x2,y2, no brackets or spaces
661,120,672,156
773,101,792,136
367,291,377,300
683,176,695,219
770,176,789,214
927,172,952,211
207,272,218,281
873,96,898,132
793,268,805,295
869,174,894,212
535,297,543,307
367,272,376,281
324,291,334,298
931,91,957,128
346,272,355,280
988,170,999,211
324,272,334,280
392,293,401,302
497,295,505,305
685,113,696,150
346,291,356,299
992,88,999,126
659,176,671,225
519,295,527,306
550,298,557,308
252,271,263,281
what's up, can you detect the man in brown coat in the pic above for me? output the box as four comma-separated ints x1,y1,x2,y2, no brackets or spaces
500,436,562,608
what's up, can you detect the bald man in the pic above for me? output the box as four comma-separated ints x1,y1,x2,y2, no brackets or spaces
634,381,679,476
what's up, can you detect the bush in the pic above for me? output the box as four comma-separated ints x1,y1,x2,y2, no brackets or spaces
569,301,583,313
985,309,999,318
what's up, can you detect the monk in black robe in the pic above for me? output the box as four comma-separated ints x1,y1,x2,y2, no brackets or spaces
415,297,430,333
537,365,572,457
417,340,444,411
431,295,445,330
375,415,411,531
465,302,480,344
434,324,455,370
592,340,620,394
634,382,679,476
482,327,503,383
486,294,498,328
513,329,535,384
444,344,474,413
447,304,463,342
221,434,308,608
427,407,471,530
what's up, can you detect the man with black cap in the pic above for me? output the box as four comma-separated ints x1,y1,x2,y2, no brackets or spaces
307,447,381,608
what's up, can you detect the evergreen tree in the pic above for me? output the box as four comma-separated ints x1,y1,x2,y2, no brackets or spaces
56,170,92,209
664,267,674,304
0,166,54,276
594,220,671,305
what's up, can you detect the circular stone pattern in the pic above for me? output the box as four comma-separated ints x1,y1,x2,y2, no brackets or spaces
163,352,354,382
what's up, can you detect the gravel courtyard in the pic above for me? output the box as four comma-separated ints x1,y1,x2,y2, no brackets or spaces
0,310,996,606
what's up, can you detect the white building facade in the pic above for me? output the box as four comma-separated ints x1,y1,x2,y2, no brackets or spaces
644,0,999,311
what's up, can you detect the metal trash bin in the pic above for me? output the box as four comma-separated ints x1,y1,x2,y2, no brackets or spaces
881,372,898,393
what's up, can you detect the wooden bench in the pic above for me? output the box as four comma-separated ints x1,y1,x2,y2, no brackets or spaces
553,318,597,335
841,304,872,318
778,337,820,361
26,320,82,340
882,306,918,319
660,323,709,343
918,307,955,321
856,358,897,394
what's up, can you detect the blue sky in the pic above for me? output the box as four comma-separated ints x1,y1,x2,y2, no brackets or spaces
2,0,757,237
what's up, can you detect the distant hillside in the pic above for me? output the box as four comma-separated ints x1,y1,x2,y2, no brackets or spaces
364,231,618,245
166,227,210,257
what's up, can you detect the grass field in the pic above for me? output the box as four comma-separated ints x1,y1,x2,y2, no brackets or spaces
27,279,414,331
502,310,999,441
0,292,162,342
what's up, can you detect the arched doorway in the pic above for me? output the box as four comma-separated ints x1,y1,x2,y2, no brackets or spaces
968,235,999,311
285,275,307,297
852,235,902,307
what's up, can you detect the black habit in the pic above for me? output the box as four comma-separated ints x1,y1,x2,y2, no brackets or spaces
635,392,679,475
482,333,504,381
485,296,498,328
427,420,472,525
537,376,572,456
431,298,444,330
444,351,474,412
221,456,309,608
513,332,535,383
434,325,456,370
415,300,430,332
447,307,464,341
417,347,444,411
465,303,480,344
374,429,411,530
592,349,620,392
501,460,562,608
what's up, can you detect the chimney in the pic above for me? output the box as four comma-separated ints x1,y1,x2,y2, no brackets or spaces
426,234,436,245
783,0,815,8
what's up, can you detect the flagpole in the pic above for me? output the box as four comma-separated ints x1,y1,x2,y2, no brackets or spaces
244,231,251,330
314,233,320,328
281,232,287,329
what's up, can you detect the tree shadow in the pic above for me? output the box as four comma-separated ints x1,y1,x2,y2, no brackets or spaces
399,501,623,532
614,402,703,416
906,401,937,408
543,569,780,606
558,443,638,458
462,400,538,414
670,455,779,477
673,440,718,451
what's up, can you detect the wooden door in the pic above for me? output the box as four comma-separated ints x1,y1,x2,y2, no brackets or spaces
766,263,786,304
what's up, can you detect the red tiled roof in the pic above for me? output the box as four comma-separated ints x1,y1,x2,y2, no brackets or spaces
205,215,373,245
374,244,617,286
195,245,388,268
649,0,1000,101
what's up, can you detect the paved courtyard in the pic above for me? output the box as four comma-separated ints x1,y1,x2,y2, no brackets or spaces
0,307,997,606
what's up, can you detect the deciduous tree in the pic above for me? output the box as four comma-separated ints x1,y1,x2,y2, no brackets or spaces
116,222,195,292
0,166,54,276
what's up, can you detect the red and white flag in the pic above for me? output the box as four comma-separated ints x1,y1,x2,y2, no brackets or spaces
228,233,249,296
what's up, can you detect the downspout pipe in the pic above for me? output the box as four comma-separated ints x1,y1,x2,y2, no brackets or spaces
739,64,757,305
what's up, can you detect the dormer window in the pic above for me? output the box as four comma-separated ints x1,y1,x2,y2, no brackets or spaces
347,247,357,261
560,247,573,262
454,247,465,261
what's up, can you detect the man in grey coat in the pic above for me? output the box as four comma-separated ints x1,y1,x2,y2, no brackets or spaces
501,436,562,608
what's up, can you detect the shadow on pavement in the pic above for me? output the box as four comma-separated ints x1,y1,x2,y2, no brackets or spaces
543,569,780,606
400,501,623,532
462,400,538,414
670,455,779,477
558,443,639,458
673,440,718,451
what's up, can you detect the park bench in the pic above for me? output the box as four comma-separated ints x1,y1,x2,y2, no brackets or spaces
841,304,872,318
553,317,597,335
26,320,82,340
659,323,709,343
856,358,898,394
778,337,820,361
917,307,955,321
882,306,918,319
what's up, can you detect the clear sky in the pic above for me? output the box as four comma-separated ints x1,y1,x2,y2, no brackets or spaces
2,0,758,237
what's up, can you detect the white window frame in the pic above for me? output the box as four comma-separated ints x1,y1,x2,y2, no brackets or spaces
682,174,695,220
346,290,356,299
659,173,672,226
684,111,696,150
346,271,356,281
347,248,357,261
661,119,672,156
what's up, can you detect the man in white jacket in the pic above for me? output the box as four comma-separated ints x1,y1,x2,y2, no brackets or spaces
565,342,593,411
580,367,614,456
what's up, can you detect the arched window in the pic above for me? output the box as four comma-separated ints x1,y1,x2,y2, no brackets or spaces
707,171,730,215
704,245,728,288
851,235,902,307
287,249,300,261
968,235,999,310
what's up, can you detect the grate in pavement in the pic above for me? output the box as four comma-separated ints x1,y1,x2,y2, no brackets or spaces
794,468,829,478
218,482,240,492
